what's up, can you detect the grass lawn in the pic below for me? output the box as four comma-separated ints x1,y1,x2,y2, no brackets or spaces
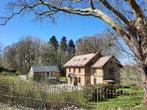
88,87,145,110
0,75,17,82
59,77,67,82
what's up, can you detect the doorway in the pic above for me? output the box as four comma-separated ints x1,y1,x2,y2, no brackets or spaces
74,77,77,86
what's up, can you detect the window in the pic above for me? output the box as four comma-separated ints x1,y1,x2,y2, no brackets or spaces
94,68,96,73
79,68,81,73
47,72,49,77
87,79,90,84
70,77,72,84
94,78,97,84
69,68,71,72
47,72,52,77
78,77,81,83
74,68,75,72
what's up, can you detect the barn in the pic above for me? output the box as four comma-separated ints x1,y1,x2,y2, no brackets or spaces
28,65,60,80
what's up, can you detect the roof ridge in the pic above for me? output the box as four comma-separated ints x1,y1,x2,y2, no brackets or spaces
74,52,97,57
32,65,58,67
92,55,122,68
64,52,99,67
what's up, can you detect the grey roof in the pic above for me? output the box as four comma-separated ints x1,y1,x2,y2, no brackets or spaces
31,65,60,73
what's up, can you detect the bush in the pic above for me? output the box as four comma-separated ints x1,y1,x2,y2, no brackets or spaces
0,78,88,109
83,84,118,102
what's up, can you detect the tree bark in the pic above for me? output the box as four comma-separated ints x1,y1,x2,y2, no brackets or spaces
141,33,147,105
140,39,147,105
142,65,147,106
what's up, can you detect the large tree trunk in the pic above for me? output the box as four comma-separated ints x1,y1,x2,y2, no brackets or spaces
141,35,147,106
142,65,147,105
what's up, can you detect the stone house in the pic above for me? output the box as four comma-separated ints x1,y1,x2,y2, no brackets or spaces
64,53,122,86
28,65,60,80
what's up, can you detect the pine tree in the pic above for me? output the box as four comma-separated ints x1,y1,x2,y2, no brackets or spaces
68,40,75,58
60,36,67,52
49,35,59,51
44,44,58,65
44,35,59,65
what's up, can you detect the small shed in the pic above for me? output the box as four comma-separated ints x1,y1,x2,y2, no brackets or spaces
28,65,60,80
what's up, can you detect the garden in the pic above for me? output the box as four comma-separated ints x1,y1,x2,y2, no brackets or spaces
0,74,145,110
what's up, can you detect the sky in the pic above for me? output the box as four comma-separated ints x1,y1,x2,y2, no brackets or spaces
0,13,108,46
0,1,132,64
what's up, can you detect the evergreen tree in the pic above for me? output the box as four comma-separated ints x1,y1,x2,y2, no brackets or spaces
68,40,75,58
49,35,59,51
44,44,58,65
60,36,67,52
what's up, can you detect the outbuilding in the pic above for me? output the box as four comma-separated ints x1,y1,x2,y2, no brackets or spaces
28,65,60,80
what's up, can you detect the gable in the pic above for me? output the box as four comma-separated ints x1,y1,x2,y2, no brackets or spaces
92,56,122,68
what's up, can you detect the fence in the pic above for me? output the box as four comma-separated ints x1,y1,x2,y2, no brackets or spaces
0,81,145,110
0,80,89,110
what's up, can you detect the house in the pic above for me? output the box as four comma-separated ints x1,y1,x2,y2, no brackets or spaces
28,65,60,80
64,53,122,86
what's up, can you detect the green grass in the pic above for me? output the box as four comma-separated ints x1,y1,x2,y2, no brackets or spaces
59,77,67,82
0,75,146,110
88,87,144,110
0,75,17,82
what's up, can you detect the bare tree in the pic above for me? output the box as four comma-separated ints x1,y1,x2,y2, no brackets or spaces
75,33,121,56
3,44,17,71
3,36,44,74
0,0,147,105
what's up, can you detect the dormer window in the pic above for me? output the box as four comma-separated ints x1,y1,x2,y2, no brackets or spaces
73,59,77,61
77,59,80,61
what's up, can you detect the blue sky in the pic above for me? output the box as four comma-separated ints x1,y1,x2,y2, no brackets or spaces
0,1,106,45
0,2,132,64
0,13,108,46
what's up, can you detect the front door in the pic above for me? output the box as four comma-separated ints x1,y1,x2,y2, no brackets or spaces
74,77,77,86
70,77,72,84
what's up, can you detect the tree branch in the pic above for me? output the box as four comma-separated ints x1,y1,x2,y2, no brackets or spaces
0,7,26,25
44,2,131,39
0,1,132,49
99,0,130,25
126,0,145,19
89,0,95,10
45,3,139,57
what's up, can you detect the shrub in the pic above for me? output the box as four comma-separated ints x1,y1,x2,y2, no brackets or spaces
0,78,88,109
83,84,118,102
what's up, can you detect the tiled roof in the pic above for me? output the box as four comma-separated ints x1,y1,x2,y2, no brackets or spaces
31,65,60,73
92,56,122,68
92,56,111,68
64,53,98,67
